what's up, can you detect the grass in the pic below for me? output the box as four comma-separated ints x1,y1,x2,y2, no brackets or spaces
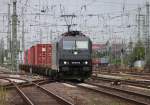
0,86,6,105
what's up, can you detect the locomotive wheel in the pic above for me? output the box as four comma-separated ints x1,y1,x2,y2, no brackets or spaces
78,78,84,82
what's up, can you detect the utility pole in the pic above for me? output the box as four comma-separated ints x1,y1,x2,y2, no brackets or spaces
21,7,25,63
11,0,18,71
146,2,150,49
50,29,52,43
120,40,124,68
7,3,11,66
137,7,141,40
0,38,4,65
145,2,150,67
40,29,42,43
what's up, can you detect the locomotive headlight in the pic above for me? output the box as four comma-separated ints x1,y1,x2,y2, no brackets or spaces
73,51,78,55
85,61,88,64
64,61,67,64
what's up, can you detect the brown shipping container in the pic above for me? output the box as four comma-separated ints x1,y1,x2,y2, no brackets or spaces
34,44,52,66
30,46,35,65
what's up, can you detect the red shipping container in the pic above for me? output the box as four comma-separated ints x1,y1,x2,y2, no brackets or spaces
46,44,52,65
27,48,31,65
92,58,100,65
34,44,52,66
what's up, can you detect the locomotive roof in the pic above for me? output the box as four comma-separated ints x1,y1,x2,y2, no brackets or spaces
62,31,85,36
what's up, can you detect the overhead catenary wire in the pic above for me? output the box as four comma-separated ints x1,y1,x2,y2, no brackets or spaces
0,0,147,50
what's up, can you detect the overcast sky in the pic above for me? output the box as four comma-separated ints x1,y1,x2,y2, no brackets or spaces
0,0,149,49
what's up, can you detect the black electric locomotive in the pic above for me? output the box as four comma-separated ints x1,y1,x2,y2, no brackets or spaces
57,31,92,80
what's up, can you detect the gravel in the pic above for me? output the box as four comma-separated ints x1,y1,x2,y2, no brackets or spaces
42,82,139,105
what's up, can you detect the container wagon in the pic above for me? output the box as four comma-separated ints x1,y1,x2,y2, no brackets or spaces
20,44,57,79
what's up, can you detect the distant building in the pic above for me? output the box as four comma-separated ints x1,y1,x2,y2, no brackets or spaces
92,43,124,57
92,44,106,52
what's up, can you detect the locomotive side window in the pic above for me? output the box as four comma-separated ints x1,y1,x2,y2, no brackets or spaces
76,41,88,49
63,41,75,49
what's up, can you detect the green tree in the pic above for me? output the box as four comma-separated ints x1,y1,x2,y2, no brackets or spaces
128,40,145,65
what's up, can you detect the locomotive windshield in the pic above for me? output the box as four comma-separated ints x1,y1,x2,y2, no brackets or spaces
63,40,88,50
76,41,88,49
63,41,75,49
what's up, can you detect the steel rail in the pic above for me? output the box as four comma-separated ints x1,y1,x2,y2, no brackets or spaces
33,83,74,105
86,82,150,98
91,76,150,89
0,75,29,82
68,82,150,105
12,82,35,105
1,77,48,105
3,77,73,105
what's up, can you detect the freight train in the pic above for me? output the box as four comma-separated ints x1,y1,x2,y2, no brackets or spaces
20,31,92,81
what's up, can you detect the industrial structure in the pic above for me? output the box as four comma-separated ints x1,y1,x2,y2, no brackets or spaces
0,0,149,71
0,1,150,105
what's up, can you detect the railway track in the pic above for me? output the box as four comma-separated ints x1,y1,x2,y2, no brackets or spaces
98,72,150,80
0,75,52,89
67,82,150,105
0,77,73,105
2,75,150,105
91,75,150,89
13,82,73,105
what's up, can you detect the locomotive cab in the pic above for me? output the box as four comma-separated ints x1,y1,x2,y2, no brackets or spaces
57,31,92,80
